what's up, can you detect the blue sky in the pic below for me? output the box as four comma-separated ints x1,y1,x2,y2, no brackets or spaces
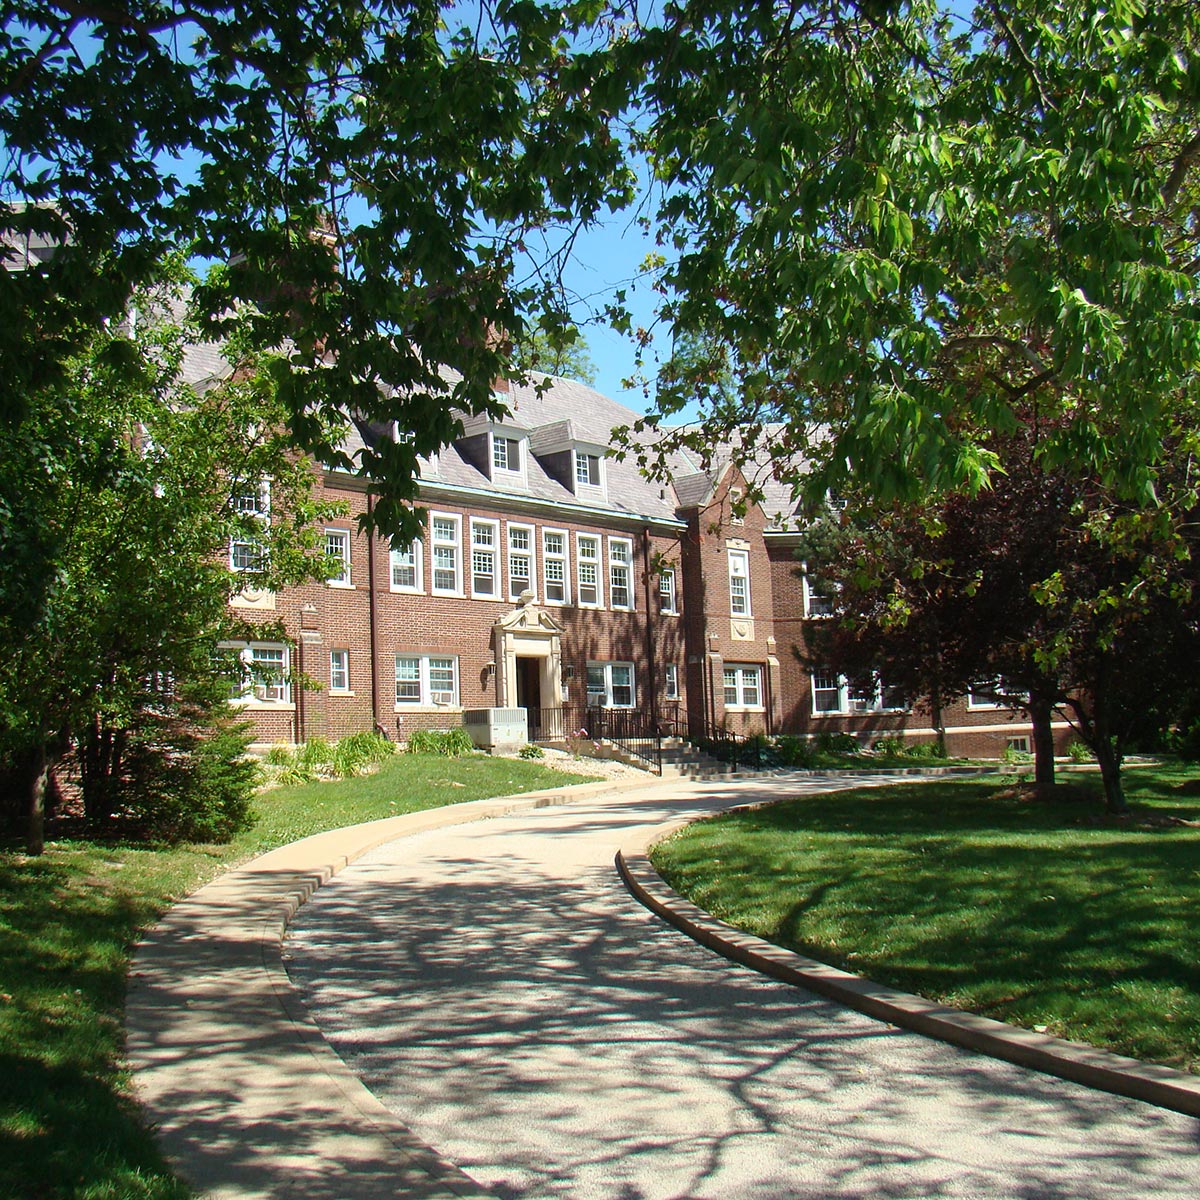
554,208,664,411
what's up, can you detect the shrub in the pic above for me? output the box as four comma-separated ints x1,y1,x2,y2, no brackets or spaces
816,731,860,755
1002,743,1034,764
518,743,544,759
407,727,473,757
873,735,906,757
771,734,814,768
901,740,947,761
332,730,395,777
263,743,295,767
298,737,334,769
1067,739,1093,763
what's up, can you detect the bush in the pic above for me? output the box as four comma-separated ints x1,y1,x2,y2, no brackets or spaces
407,727,474,757
332,730,395,778
298,737,334,769
873,735,906,757
1068,739,1093,763
263,743,294,766
816,731,860,755
518,743,544,759
1002,743,1034,764
772,734,815,768
1169,717,1200,763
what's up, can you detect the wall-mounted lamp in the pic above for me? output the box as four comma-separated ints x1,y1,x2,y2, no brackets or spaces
484,660,497,676
563,663,576,680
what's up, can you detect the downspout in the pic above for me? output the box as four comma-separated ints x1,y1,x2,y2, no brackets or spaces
294,634,305,745
642,527,658,731
367,495,381,736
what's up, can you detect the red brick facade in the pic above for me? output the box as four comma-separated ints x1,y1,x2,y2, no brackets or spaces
230,398,1051,759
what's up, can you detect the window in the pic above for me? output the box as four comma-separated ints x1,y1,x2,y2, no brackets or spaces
492,434,521,474
659,568,678,614
395,655,460,707
470,518,499,597
586,661,635,708
577,534,602,606
664,664,680,700
812,671,907,715
723,664,762,709
508,523,535,600
230,480,269,573
228,642,290,704
812,671,846,713
329,649,350,693
608,537,633,610
543,529,569,604
968,678,1027,709
431,514,462,594
325,528,351,586
802,567,835,617
575,451,601,488
390,540,423,592
728,548,751,616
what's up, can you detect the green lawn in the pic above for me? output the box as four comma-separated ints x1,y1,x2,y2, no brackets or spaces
651,762,1200,1074
0,753,596,1200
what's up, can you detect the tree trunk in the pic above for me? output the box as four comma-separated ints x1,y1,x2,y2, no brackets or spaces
1029,697,1056,790
27,743,47,856
1093,736,1128,814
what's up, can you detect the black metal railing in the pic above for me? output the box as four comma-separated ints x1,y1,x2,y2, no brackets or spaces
532,705,662,774
657,709,764,771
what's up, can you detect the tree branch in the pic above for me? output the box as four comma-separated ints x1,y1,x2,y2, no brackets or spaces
1164,130,1200,207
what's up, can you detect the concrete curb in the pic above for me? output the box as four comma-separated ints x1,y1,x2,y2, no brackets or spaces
615,820,1200,1120
127,775,667,1200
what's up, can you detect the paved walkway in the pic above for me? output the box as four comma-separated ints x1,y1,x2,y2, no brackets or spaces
130,774,1200,1199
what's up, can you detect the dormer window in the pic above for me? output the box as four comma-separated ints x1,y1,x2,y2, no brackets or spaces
492,435,520,473
575,451,601,488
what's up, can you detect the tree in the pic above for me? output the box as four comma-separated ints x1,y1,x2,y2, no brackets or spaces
512,324,598,384
2,1,635,541
799,413,1200,813
628,1,1200,512
0,273,340,851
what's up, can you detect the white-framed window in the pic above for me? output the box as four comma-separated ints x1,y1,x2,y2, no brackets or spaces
230,480,270,573
470,518,499,598
576,533,602,607
968,677,1027,710
813,671,907,715
329,648,350,693
431,513,462,595
395,654,460,707
543,528,569,604
390,540,423,593
586,661,635,708
491,432,524,477
608,537,633,610
659,568,678,614
324,528,352,586
575,451,602,489
508,523,535,600
227,642,291,705
723,663,763,709
728,548,751,616
812,670,846,714
802,565,835,617
664,663,680,700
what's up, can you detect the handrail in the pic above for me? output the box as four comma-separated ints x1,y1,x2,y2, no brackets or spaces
530,705,662,775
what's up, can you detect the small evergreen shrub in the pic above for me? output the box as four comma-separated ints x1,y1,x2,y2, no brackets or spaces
518,743,544,759
407,728,473,757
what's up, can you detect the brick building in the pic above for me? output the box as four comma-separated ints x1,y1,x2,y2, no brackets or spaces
225,370,1058,758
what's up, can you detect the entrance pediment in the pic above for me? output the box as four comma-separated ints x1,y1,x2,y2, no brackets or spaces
493,598,563,637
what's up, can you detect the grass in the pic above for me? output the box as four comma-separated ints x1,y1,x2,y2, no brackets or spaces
0,752,596,1200
651,761,1200,1074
